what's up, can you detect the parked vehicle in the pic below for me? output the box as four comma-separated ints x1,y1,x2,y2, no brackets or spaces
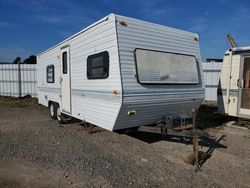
37,13,204,131
218,46,250,119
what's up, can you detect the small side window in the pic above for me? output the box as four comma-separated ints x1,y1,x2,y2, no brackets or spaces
87,51,109,79
62,52,67,74
47,65,55,83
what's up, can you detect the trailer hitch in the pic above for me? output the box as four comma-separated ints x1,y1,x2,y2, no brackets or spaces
155,109,209,171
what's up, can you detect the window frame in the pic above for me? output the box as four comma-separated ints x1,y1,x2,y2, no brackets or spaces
62,51,67,74
134,48,201,85
46,64,55,83
87,51,109,80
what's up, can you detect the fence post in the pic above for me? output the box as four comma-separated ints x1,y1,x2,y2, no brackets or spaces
17,60,22,98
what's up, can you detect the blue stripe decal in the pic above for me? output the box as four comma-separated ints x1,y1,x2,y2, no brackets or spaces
221,89,239,96
38,86,204,95
123,89,204,94
38,86,113,94
38,87,60,91
72,89,113,94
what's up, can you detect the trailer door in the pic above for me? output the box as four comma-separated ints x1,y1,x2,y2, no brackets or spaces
227,54,240,116
239,56,250,116
60,46,71,113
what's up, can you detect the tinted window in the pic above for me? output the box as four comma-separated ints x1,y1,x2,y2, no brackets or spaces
87,51,109,79
135,49,199,84
62,52,67,74
46,65,54,83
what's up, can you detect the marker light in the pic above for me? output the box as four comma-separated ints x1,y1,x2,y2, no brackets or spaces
118,20,127,26
112,90,119,95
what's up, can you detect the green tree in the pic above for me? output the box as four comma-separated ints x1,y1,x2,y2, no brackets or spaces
12,57,21,64
23,55,37,64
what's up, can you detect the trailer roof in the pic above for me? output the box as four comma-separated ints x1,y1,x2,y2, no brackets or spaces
37,14,112,56
37,13,198,57
225,46,250,55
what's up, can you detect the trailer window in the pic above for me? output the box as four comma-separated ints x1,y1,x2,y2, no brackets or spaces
62,52,67,74
46,65,54,83
135,49,199,84
87,51,109,79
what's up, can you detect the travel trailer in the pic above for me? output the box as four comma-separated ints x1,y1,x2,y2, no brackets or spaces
37,14,205,131
218,46,250,119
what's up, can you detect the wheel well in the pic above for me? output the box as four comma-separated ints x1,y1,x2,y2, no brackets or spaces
48,100,53,107
48,101,59,108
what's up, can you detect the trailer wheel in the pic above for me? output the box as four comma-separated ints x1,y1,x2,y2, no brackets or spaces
56,105,64,124
49,102,57,119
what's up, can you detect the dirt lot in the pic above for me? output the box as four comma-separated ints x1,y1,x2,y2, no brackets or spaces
0,97,249,188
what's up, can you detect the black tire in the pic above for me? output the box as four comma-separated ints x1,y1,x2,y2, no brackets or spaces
49,102,57,119
55,104,64,124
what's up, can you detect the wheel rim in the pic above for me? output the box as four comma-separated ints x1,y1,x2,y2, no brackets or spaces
57,106,61,121
50,104,54,117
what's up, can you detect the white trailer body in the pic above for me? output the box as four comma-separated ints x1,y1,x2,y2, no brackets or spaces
37,14,204,131
218,46,250,119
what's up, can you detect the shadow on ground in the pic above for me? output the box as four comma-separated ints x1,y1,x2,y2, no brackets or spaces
197,104,237,129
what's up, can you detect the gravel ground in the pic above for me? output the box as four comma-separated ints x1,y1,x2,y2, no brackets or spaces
0,98,249,188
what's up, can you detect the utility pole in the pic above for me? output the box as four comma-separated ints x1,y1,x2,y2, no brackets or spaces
17,59,22,98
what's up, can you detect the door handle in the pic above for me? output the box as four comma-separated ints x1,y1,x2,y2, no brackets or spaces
59,77,63,84
237,79,240,87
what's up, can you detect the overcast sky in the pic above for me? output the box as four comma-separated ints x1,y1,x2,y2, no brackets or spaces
0,0,250,62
